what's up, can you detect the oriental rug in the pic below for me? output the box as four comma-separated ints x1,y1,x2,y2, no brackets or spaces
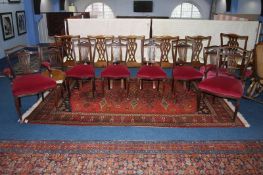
25,80,249,127
0,140,262,174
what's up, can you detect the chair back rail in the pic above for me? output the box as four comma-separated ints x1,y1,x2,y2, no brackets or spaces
88,35,113,67
5,45,40,77
220,33,248,50
119,35,145,67
141,36,178,67
185,35,211,67
203,46,252,83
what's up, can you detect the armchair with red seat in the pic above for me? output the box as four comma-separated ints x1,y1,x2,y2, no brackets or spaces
4,45,57,123
197,46,253,121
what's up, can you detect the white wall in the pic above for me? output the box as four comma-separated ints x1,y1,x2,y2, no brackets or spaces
238,0,261,14
41,0,54,12
216,0,227,14
72,0,211,19
216,0,261,14
0,0,28,59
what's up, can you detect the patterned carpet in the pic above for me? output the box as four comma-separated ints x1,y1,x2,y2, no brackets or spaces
0,140,262,174
25,80,248,127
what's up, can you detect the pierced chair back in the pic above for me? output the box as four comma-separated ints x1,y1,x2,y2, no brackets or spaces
88,35,113,67
141,36,178,67
204,46,252,82
152,36,179,68
141,38,157,65
110,37,123,64
186,35,211,68
5,45,40,77
40,46,63,69
54,35,80,68
220,33,248,49
172,39,190,66
119,35,144,67
72,37,93,65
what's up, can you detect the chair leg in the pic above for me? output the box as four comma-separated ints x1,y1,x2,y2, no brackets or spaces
171,78,174,94
66,78,71,97
18,97,21,107
187,81,191,91
92,78,95,98
41,92,44,101
54,89,58,108
212,95,216,104
156,81,160,91
108,79,111,90
79,80,83,90
124,79,126,89
126,78,129,97
197,91,202,111
173,80,177,97
162,79,165,96
14,96,22,122
102,78,105,96
233,99,240,121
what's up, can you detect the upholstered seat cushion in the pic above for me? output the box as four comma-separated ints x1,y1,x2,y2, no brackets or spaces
244,69,253,78
66,64,95,79
137,65,167,79
12,74,56,97
198,76,243,99
200,65,231,79
173,66,203,80
101,64,130,78
41,61,51,69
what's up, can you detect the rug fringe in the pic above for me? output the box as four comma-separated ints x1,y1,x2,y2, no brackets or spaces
224,99,250,128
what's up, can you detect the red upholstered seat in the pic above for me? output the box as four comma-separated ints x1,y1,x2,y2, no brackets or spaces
199,64,216,75
200,65,230,79
198,46,252,121
41,61,51,69
198,76,243,99
101,64,130,78
12,74,56,97
173,66,203,80
137,65,167,79
66,64,95,79
244,69,253,78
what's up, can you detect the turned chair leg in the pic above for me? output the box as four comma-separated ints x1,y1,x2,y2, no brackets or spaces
54,88,58,108
126,78,129,97
171,78,174,94
92,78,96,98
101,78,105,96
41,92,44,101
66,78,71,97
14,96,22,121
197,91,202,111
162,79,165,96
107,79,111,90
233,99,240,122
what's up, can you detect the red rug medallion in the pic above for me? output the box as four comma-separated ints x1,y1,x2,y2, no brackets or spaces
26,80,247,127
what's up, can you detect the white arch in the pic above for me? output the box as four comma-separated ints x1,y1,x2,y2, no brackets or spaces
85,2,114,18
171,2,201,18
